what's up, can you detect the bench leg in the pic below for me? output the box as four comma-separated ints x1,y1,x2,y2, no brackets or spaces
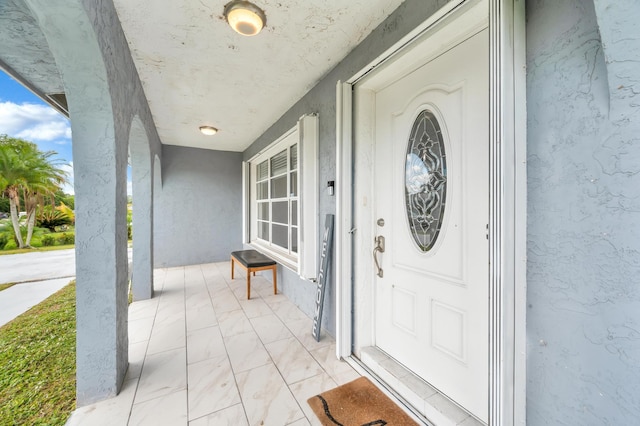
272,265,277,295
247,270,251,300
231,257,235,279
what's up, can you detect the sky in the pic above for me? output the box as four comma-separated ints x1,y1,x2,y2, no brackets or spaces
0,70,132,195
0,71,75,194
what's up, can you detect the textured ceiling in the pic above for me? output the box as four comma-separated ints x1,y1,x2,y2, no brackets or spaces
112,0,405,152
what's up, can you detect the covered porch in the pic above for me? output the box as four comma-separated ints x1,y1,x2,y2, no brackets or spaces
65,262,481,425
66,262,361,425
2,0,639,424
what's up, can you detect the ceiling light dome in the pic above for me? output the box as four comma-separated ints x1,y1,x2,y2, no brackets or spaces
199,126,218,135
224,1,266,36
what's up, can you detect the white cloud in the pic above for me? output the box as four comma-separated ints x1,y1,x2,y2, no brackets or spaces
0,101,133,197
17,121,71,141
0,101,71,142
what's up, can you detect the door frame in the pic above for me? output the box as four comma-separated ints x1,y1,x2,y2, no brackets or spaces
335,0,527,424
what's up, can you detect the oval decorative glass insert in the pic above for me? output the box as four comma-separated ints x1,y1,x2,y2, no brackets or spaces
404,110,447,252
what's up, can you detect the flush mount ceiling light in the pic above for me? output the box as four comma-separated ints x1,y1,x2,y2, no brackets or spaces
199,125,218,136
224,1,266,36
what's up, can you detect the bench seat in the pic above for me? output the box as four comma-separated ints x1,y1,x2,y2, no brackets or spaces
230,250,277,299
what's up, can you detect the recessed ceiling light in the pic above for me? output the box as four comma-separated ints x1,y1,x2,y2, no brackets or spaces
224,1,266,37
199,126,218,136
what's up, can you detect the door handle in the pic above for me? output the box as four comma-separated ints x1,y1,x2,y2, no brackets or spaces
373,235,385,278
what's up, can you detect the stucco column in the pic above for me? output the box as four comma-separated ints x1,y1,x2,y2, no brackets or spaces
592,0,640,119
130,119,154,300
526,1,640,423
25,0,129,405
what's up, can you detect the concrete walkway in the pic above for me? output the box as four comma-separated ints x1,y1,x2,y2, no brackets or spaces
0,277,74,327
0,248,132,326
0,248,76,327
0,248,76,284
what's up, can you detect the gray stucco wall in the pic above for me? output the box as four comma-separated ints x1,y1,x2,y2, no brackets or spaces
78,0,162,405
243,0,451,335
12,0,163,405
155,146,243,267
526,0,640,424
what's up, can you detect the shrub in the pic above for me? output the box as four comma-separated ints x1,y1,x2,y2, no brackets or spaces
57,233,75,245
65,233,75,244
42,235,56,246
37,206,72,232
0,233,8,249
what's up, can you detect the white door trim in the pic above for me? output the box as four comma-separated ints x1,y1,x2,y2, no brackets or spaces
335,0,526,424
335,80,353,359
487,0,527,424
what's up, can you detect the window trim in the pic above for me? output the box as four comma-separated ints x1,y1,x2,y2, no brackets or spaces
297,114,319,280
249,127,299,268
245,114,319,277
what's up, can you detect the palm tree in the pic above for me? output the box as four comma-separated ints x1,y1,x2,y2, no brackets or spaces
0,137,28,248
0,135,69,248
22,151,68,247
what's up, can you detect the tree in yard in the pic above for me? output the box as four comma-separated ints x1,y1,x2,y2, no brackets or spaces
54,189,74,210
0,135,69,248
0,196,8,214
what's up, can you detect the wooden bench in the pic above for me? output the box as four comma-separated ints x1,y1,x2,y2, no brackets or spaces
230,250,277,300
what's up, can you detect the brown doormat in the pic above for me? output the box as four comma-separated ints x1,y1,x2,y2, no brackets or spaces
307,377,419,425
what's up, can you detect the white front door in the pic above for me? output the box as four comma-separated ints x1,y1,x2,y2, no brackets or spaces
372,28,489,421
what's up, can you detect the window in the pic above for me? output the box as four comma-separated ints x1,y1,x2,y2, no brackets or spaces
246,114,318,276
255,143,298,254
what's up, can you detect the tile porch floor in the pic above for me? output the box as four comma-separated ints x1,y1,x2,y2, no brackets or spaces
66,262,362,426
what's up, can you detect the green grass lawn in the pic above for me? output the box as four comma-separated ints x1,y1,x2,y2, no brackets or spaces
0,282,76,425
0,244,75,256
0,283,17,292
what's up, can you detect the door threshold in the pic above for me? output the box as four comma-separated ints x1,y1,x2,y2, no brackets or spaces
358,346,486,426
